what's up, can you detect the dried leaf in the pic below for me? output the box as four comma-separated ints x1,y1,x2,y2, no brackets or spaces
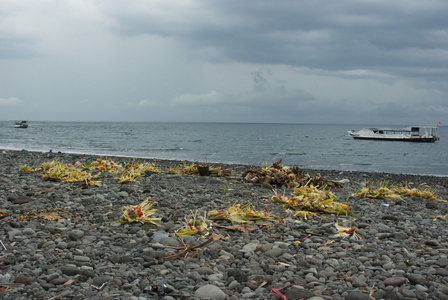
36,211,64,221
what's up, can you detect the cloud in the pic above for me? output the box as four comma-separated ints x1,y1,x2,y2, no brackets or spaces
0,97,22,106
168,68,316,121
172,91,223,106
137,99,159,107
0,0,446,124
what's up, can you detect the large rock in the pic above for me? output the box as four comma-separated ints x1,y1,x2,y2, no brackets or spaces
195,284,226,300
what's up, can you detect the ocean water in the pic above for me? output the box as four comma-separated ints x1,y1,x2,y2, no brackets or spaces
0,121,446,176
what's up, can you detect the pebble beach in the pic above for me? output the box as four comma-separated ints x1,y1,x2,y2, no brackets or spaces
1,150,448,300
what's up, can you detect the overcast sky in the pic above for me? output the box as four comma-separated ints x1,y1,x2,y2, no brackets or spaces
1,0,447,124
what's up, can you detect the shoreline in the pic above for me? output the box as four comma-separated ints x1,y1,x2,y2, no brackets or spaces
1,149,448,299
2,143,448,178
2,148,447,184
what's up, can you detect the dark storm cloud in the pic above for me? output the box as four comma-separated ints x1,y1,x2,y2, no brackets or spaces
110,0,448,79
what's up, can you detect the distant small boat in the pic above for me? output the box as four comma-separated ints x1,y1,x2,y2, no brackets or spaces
347,125,440,143
14,121,28,128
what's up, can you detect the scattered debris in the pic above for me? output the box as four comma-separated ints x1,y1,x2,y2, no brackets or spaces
34,211,65,221
154,233,225,260
334,222,363,240
0,240,7,251
242,160,343,188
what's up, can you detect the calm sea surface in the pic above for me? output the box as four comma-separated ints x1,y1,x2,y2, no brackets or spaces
0,121,446,176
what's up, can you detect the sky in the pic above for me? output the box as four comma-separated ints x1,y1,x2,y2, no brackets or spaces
0,0,447,125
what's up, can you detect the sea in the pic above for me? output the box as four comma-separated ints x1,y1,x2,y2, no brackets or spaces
1,121,447,176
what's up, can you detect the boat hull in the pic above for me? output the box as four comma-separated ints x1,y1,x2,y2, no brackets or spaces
351,136,438,142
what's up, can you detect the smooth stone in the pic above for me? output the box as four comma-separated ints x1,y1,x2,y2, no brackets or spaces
23,228,35,236
50,277,67,285
197,267,214,275
14,196,34,204
13,276,35,285
92,276,112,287
73,255,90,262
384,276,407,286
228,280,239,290
208,274,223,281
326,258,340,268
401,288,416,298
284,286,315,299
8,229,22,241
117,191,129,198
227,269,248,283
407,274,427,285
159,237,180,247
345,291,372,300
263,247,283,258
195,284,226,300
69,229,85,241
60,266,80,276
305,274,319,283
352,274,367,287
241,243,258,252
415,284,428,292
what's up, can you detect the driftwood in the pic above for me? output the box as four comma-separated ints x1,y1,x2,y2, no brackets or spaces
149,233,225,260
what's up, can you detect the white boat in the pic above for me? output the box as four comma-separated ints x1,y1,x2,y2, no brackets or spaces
14,120,28,128
347,125,440,143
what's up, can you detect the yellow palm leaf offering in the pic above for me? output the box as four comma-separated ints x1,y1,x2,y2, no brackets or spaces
352,181,402,200
393,185,445,201
334,222,363,240
268,189,291,203
38,161,101,186
165,164,182,174
181,163,199,175
294,210,318,219
208,202,280,223
283,185,352,216
119,198,161,225
116,161,161,183
18,163,32,172
175,210,208,236
83,158,122,173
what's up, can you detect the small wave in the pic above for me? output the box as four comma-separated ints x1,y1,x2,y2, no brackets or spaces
142,147,185,152
341,163,372,166
269,152,284,156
